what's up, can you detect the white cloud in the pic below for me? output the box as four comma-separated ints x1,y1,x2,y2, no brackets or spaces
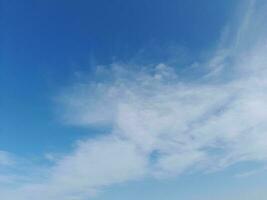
2,0,267,199
0,151,14,166
1,136,147,200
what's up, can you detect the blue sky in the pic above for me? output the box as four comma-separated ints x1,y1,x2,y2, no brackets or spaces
1,0,267,199
1,0,235,155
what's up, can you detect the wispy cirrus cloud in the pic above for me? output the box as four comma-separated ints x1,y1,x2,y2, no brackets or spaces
1,0,267,199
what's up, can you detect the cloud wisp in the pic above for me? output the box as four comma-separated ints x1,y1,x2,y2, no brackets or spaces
1,0,267,199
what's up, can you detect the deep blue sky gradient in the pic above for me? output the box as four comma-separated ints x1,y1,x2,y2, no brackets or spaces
1,0,237,156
